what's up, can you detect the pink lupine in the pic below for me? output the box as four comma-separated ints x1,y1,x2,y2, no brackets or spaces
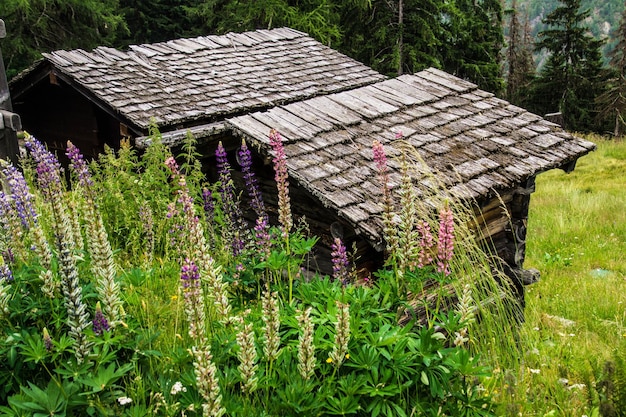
436,203,455,276
417,220,435,268
331,237,350,285
269,129,292,238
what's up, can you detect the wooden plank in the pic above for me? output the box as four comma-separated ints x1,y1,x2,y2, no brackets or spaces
228,115,275,146
250,111,301,142
284,101,337,131
357,84,410,108
397,74,450,98
327,92,383,119
266,106,323,138
382,78,438,104
340,88,400,117
367,82,424,106
421,68,477,92
305,95,362,125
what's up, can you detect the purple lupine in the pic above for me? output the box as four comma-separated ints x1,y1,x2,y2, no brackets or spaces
417,220,435,268
269,130,292,238
216,142,236,219
201,187,215,223
92,302,110,336
0,264,13,282
180,258,206,343
43,328,53,351
331,237,350,285
66,141,94,189
25,137,64,203
238,140,267,221
436,203,455,276
2,164,37,228
254,216,271,262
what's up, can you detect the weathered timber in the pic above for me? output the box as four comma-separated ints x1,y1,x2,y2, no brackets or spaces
0,19,20,165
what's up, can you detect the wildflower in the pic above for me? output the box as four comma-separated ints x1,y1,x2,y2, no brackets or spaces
58,238,92,364
138,201,154,262
92,302,110,336
261,290,281,361
329,301,350,368
0,264,13,282
297,307,316,380
2,163,37,229
529,368,540,374
236,320,258,393
254,216,271,262
397,155,420,271
238,139,267,221
66,141,94,189
372,140,398,256
43,327,53,351
202,187,215,223
216,142,245,255
170,381,187,395
180,258,206,344
326,357,333,363
0,280,9,317
417,220,434,267
331,238,350,285
117,396,132,405
24,137,64,203
192,346,226,417
436,202,455,276
269,129,292,238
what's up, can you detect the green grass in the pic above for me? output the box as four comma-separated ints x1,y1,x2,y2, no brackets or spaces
509,136,626,416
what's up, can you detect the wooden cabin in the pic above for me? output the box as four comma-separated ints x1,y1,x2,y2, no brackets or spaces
9,28,384,159
9,29,596,307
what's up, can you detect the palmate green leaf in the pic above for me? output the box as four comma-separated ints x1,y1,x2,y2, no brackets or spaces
324,395,360,415
12,381,67,417
76,362,134,394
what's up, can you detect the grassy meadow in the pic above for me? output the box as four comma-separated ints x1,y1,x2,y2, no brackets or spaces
0,132,624,416
511,135,626,416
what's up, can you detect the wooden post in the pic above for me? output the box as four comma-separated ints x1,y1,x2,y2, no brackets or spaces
0,19,21,165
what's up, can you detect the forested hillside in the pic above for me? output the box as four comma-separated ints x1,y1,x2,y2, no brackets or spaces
509,0,625,66
3,0,626,134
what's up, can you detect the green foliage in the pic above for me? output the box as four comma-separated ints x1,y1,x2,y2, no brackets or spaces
0,0,127,78
0,128,508,416
518,136,626,416
528,0,609,131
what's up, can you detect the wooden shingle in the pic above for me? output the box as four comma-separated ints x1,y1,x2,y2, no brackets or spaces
228,69,596,244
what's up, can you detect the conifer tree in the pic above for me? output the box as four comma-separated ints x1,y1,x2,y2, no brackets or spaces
441,0,505,95
530,0,607,132
596,6,626,138
505,0,535,106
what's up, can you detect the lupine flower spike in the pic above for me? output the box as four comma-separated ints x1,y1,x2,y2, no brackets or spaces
92,301,110,336
2,163,38,230
329,301,350,368
372,140,399,258
236,318,259,394
297,307,316,381
436,201,455,276
216,142,245,256
238,139,267,221
43,327,53,351
269,129,292,239
331,238,350,285
453,284,475,347
67,141,123,326
417,220,434,268
261,290,281,362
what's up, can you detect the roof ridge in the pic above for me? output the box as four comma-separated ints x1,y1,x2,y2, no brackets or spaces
43,27,308,63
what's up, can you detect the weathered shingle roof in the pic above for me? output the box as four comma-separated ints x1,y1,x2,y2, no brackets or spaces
37,28,384,130
227,68,596,247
